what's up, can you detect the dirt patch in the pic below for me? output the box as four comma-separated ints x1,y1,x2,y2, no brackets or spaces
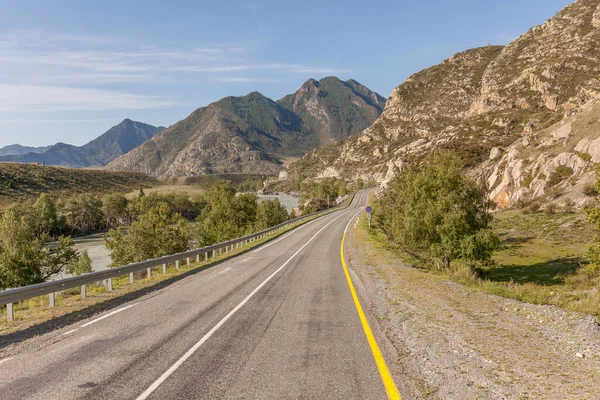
347,222,600,399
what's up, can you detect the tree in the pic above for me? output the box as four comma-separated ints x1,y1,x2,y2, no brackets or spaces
196,181,243,245
378,152,499,268
584,174,600,278
105,202,191,267
61,194,105,233
0,209,81,289
33,193,63,236
66,249,93,276
255,198,289,231
102,193,130,229
235,193,258,234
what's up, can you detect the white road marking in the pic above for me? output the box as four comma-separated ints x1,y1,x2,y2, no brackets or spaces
345,210,363,234
0,357,14,366
217,267,232,275
136,211,349,400
81,303,138,328
62,329,80,336
252,217,321,253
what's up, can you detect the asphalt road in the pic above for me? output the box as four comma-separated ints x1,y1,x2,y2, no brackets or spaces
0,191,396,399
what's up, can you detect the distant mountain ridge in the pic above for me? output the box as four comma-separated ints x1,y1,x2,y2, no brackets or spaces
0,119,164,167
0,144,51,157
108,77,385,177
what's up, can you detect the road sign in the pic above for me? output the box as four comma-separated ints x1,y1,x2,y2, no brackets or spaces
365,206,372,213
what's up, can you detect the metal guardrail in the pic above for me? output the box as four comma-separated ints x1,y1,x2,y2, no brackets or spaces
1,193,355,321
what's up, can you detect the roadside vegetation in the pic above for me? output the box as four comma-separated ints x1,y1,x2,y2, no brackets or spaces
371,151,600,318
377,152,499,269
0,180,292,291
297,178,349,214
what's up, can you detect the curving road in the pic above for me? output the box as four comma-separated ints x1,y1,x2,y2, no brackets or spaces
0,191,400,399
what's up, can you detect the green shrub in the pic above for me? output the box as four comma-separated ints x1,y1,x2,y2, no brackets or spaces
520,172,534,188
583,184,598,197
548,165,574,187
577,152,592,162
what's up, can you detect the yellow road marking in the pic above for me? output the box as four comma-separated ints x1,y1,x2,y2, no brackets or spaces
340,227,402,400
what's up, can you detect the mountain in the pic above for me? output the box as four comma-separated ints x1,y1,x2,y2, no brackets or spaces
277,77,386,145
107,77,385,177
0,144,51,157
285,0,600,210
0,119,164,167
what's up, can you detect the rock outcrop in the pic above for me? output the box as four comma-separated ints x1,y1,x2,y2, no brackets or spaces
286,0,600,209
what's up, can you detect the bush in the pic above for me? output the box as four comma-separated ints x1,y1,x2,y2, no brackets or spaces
548,165,574,187
105,202,191,267
378,151,499,268
544,202,558,214
520,172,534,188
577,152,592,162
583,184,598,197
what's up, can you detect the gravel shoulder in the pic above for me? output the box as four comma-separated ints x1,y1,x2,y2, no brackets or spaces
346,220,600,400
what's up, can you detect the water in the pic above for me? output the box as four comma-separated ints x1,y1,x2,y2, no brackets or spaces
257,194,299,212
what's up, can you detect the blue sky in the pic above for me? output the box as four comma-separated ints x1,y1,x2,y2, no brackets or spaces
0,0,572,147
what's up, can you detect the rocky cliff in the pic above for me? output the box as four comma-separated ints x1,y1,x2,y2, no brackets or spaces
286,0,600,210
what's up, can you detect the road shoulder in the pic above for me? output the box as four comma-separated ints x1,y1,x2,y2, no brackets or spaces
346,216,600,400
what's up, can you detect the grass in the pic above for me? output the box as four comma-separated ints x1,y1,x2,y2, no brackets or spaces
361,201,600,318
0,162,158,208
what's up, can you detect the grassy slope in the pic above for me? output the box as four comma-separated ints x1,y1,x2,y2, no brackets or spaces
0,163,158,206
367,196,600,317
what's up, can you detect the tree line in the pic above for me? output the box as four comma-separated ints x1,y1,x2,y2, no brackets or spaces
105,181,290,267
0,180,292,289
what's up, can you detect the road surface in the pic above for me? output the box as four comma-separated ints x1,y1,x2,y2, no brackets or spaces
0,191,399,399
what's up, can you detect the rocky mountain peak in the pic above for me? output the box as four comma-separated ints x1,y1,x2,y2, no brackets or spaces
108,78,385,178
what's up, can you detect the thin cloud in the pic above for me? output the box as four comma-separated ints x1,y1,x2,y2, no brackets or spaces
0,31,350,86
219,77,282,83
0,85,178,112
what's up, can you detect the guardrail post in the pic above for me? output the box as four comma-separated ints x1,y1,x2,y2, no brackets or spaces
224,246,228,254
205,252,208,260
186,257,190,266
129,272,134,284
196,254,200,263
6,303,13,322
219,248,222,256
81,284,87,298
213,250,216,258
175,260,180,270
163,263,167,274
49,292,55,307
108,278,113,292
147,268,151,279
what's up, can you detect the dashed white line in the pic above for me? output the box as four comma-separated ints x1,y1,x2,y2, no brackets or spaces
62,329,80,336
80,303,139,328
136,210,349,400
